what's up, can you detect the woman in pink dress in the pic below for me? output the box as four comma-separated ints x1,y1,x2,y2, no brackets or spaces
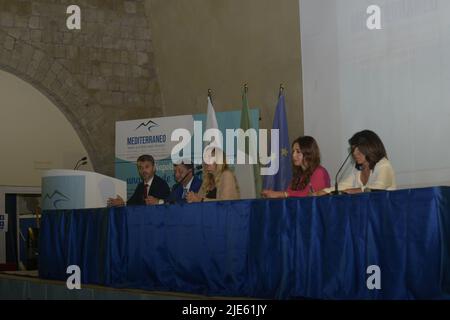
261,136,330,198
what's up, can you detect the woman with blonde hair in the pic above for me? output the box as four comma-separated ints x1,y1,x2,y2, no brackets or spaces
186,147,240,202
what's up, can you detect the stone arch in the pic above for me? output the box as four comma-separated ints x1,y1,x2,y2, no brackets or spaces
0,2,164,176
0,29,103,173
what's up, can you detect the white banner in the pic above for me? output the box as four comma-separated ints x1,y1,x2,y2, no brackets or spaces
115,110,260,199
115,115,194,162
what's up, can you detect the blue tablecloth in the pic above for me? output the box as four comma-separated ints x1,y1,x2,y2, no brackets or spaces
39,187,450,299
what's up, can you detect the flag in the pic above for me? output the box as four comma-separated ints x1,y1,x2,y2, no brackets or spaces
262,93,292,191
206,96,219,132
203,95,224,168
238,87,262,197
205,96,222,150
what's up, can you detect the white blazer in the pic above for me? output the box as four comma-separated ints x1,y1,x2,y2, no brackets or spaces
325,157,396,193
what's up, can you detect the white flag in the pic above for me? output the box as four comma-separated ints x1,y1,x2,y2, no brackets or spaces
205,96,223,150
206,96,219,131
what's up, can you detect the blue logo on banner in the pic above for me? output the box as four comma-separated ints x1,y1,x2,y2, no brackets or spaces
135,120,159,132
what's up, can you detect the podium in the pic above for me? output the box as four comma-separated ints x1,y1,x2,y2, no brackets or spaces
41,170,126,210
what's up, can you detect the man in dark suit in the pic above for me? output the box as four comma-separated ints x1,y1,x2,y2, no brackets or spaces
167,162,202,204
108,154,170,206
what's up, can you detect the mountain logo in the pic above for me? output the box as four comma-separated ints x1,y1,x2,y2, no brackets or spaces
43,190,70,209
135,120,159,132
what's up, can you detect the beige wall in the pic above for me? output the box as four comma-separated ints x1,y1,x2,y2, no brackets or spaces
146,0,303,140
0,69,93,187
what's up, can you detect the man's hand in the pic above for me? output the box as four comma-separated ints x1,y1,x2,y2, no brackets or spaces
107,195,125,207
145,196,160,205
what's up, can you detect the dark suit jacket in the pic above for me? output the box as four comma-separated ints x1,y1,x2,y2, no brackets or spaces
167,176,202,204
127,175,170,206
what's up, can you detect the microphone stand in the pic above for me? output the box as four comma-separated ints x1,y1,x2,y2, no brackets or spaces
75,161,88,170
74,159,82,170
74,157,87,170
330,149,354,195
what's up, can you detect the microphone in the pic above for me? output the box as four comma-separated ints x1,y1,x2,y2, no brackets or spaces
167,167,195,204
173,169,193,190
77,160,88,170
171,165,197,191
331,147,355,195
194,165,203,175
74,156,87,170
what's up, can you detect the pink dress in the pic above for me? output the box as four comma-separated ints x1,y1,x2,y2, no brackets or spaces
286,165,331,197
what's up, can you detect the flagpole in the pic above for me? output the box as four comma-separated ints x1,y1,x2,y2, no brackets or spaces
208,88,213,104
278,83,284,97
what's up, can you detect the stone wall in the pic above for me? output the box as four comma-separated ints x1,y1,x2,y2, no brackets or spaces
0,0,163,175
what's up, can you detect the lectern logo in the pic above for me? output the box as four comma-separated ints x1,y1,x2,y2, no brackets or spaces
43,190,70,209
135,120,159,132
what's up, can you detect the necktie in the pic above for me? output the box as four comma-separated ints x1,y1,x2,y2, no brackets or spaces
182,187,188,199
143,184,149,200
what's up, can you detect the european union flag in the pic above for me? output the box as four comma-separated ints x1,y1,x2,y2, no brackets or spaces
263,93,292,191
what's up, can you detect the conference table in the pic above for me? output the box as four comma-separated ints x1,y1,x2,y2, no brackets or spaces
39,187,450,299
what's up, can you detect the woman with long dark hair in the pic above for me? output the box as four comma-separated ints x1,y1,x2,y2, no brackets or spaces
318,130,396,195
261,136,330,198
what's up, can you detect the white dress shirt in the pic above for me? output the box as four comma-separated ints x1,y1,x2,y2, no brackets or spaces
184,176,194,191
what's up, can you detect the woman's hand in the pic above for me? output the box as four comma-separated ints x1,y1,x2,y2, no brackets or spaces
261,190,286,198
312,190,328,196
343,188,363,194
186,192,203,203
